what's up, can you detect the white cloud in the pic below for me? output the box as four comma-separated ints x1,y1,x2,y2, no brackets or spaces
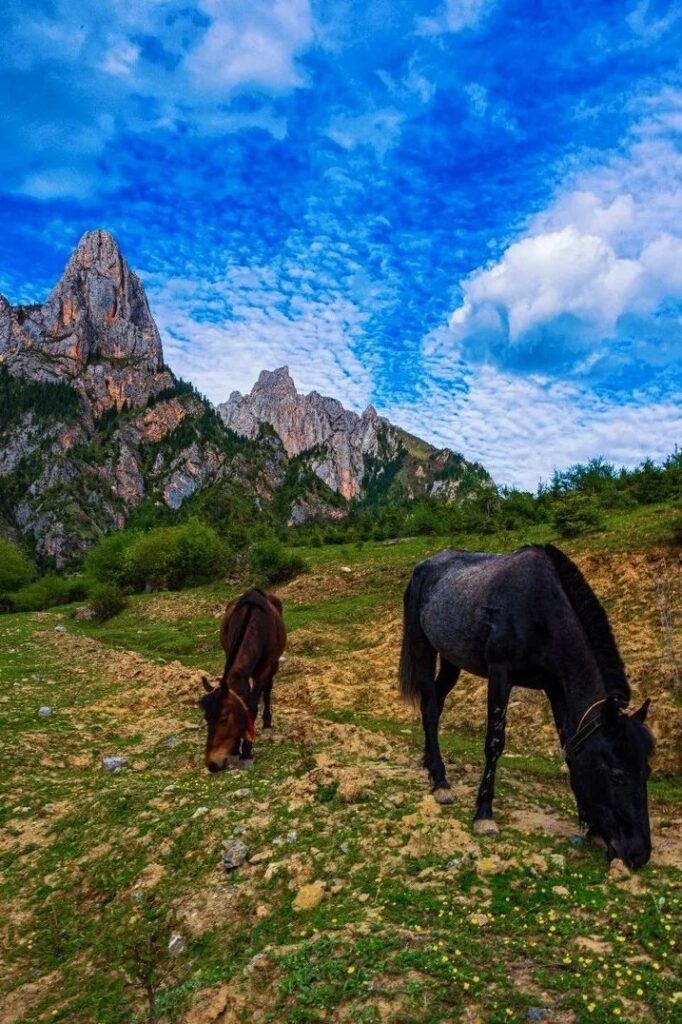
185,0,313,92
445,0,495,33
448,112,682,368
326,108,405,157
418,0,496,36
0,0,315,200
384,364,682,489
451,226,644,340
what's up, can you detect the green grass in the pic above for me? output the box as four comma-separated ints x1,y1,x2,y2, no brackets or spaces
0,502,680,1023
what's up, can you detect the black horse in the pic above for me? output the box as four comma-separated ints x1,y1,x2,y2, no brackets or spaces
399,544,653,868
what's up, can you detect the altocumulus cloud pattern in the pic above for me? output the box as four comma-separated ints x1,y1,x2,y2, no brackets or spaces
1,0,681,487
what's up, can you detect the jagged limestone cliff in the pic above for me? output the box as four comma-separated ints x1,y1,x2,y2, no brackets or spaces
218,367,490,505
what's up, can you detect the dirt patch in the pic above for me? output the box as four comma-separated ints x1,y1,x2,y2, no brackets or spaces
506,808,576,839
41,632,208,746
175,886,238,938
138,594,223,624
0,970,61,1024
275,569,369,606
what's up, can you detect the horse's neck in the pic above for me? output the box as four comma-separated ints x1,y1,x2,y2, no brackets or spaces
549,636,607,739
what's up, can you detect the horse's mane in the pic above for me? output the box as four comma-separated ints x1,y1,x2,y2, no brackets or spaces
542,544,630,704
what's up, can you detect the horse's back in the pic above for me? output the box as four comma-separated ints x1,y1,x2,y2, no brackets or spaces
414,546,559,676
220,587,286,662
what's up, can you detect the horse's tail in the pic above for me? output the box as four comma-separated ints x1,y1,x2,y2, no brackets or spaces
398,564,432,705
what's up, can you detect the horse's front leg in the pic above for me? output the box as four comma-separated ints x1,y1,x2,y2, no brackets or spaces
473,665,511,834
258,665,276,740
238,681,263,767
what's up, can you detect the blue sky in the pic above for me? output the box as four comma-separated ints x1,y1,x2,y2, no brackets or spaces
1,0,681,488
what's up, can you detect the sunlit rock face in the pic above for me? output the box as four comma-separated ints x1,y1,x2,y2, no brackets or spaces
218,367,401,499
0,233,239,565
0,229,172,414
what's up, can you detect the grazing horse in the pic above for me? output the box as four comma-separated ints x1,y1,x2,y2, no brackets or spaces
200,588,286,773
399,544,653,868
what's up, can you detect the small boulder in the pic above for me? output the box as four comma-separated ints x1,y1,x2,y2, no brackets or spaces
223,840,249,872
234,788,252,798
38,706,53,717
168,934,186,956
292,882,325,912
102,756,128,773
54,625,67,634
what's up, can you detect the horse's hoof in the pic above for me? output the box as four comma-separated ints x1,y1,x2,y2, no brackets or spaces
238,758,254,770
432,787,454,805
261,728,274,741
473,818,498,836
226,755,240,767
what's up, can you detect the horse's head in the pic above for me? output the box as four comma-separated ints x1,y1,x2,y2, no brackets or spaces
567,697,653,869
199,676,244,773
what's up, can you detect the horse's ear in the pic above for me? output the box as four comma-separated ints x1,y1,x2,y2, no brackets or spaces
632,698,651,723
600,695,621,729
201,676,213,694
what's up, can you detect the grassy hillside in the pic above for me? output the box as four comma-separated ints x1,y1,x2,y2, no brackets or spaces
0,504,680,1024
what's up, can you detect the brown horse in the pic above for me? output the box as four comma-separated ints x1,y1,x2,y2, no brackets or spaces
200,588,286,772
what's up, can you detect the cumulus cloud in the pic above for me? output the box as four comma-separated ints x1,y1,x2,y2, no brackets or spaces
449,119,682,374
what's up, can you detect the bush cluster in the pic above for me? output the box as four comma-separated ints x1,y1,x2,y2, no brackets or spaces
249,538,307,584
8,575,87,612
86,519,230,592
88,583,128,622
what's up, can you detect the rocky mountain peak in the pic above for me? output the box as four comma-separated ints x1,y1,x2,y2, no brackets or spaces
218,368,397,499
0,229,170,414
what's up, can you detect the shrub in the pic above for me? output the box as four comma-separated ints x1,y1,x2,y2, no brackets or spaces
88,583,128,622
552,494,605,538
250,538,307,585
9,575,87,612
84,530,139,585
123,519,229,592
0,538,34,595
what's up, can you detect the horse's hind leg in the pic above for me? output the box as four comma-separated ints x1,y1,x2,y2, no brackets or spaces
423,657,460,769
473,665,511,834
419,659,454,803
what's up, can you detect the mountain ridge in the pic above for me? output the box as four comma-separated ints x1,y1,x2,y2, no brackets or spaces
0,230,490,566
218,366,490,506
